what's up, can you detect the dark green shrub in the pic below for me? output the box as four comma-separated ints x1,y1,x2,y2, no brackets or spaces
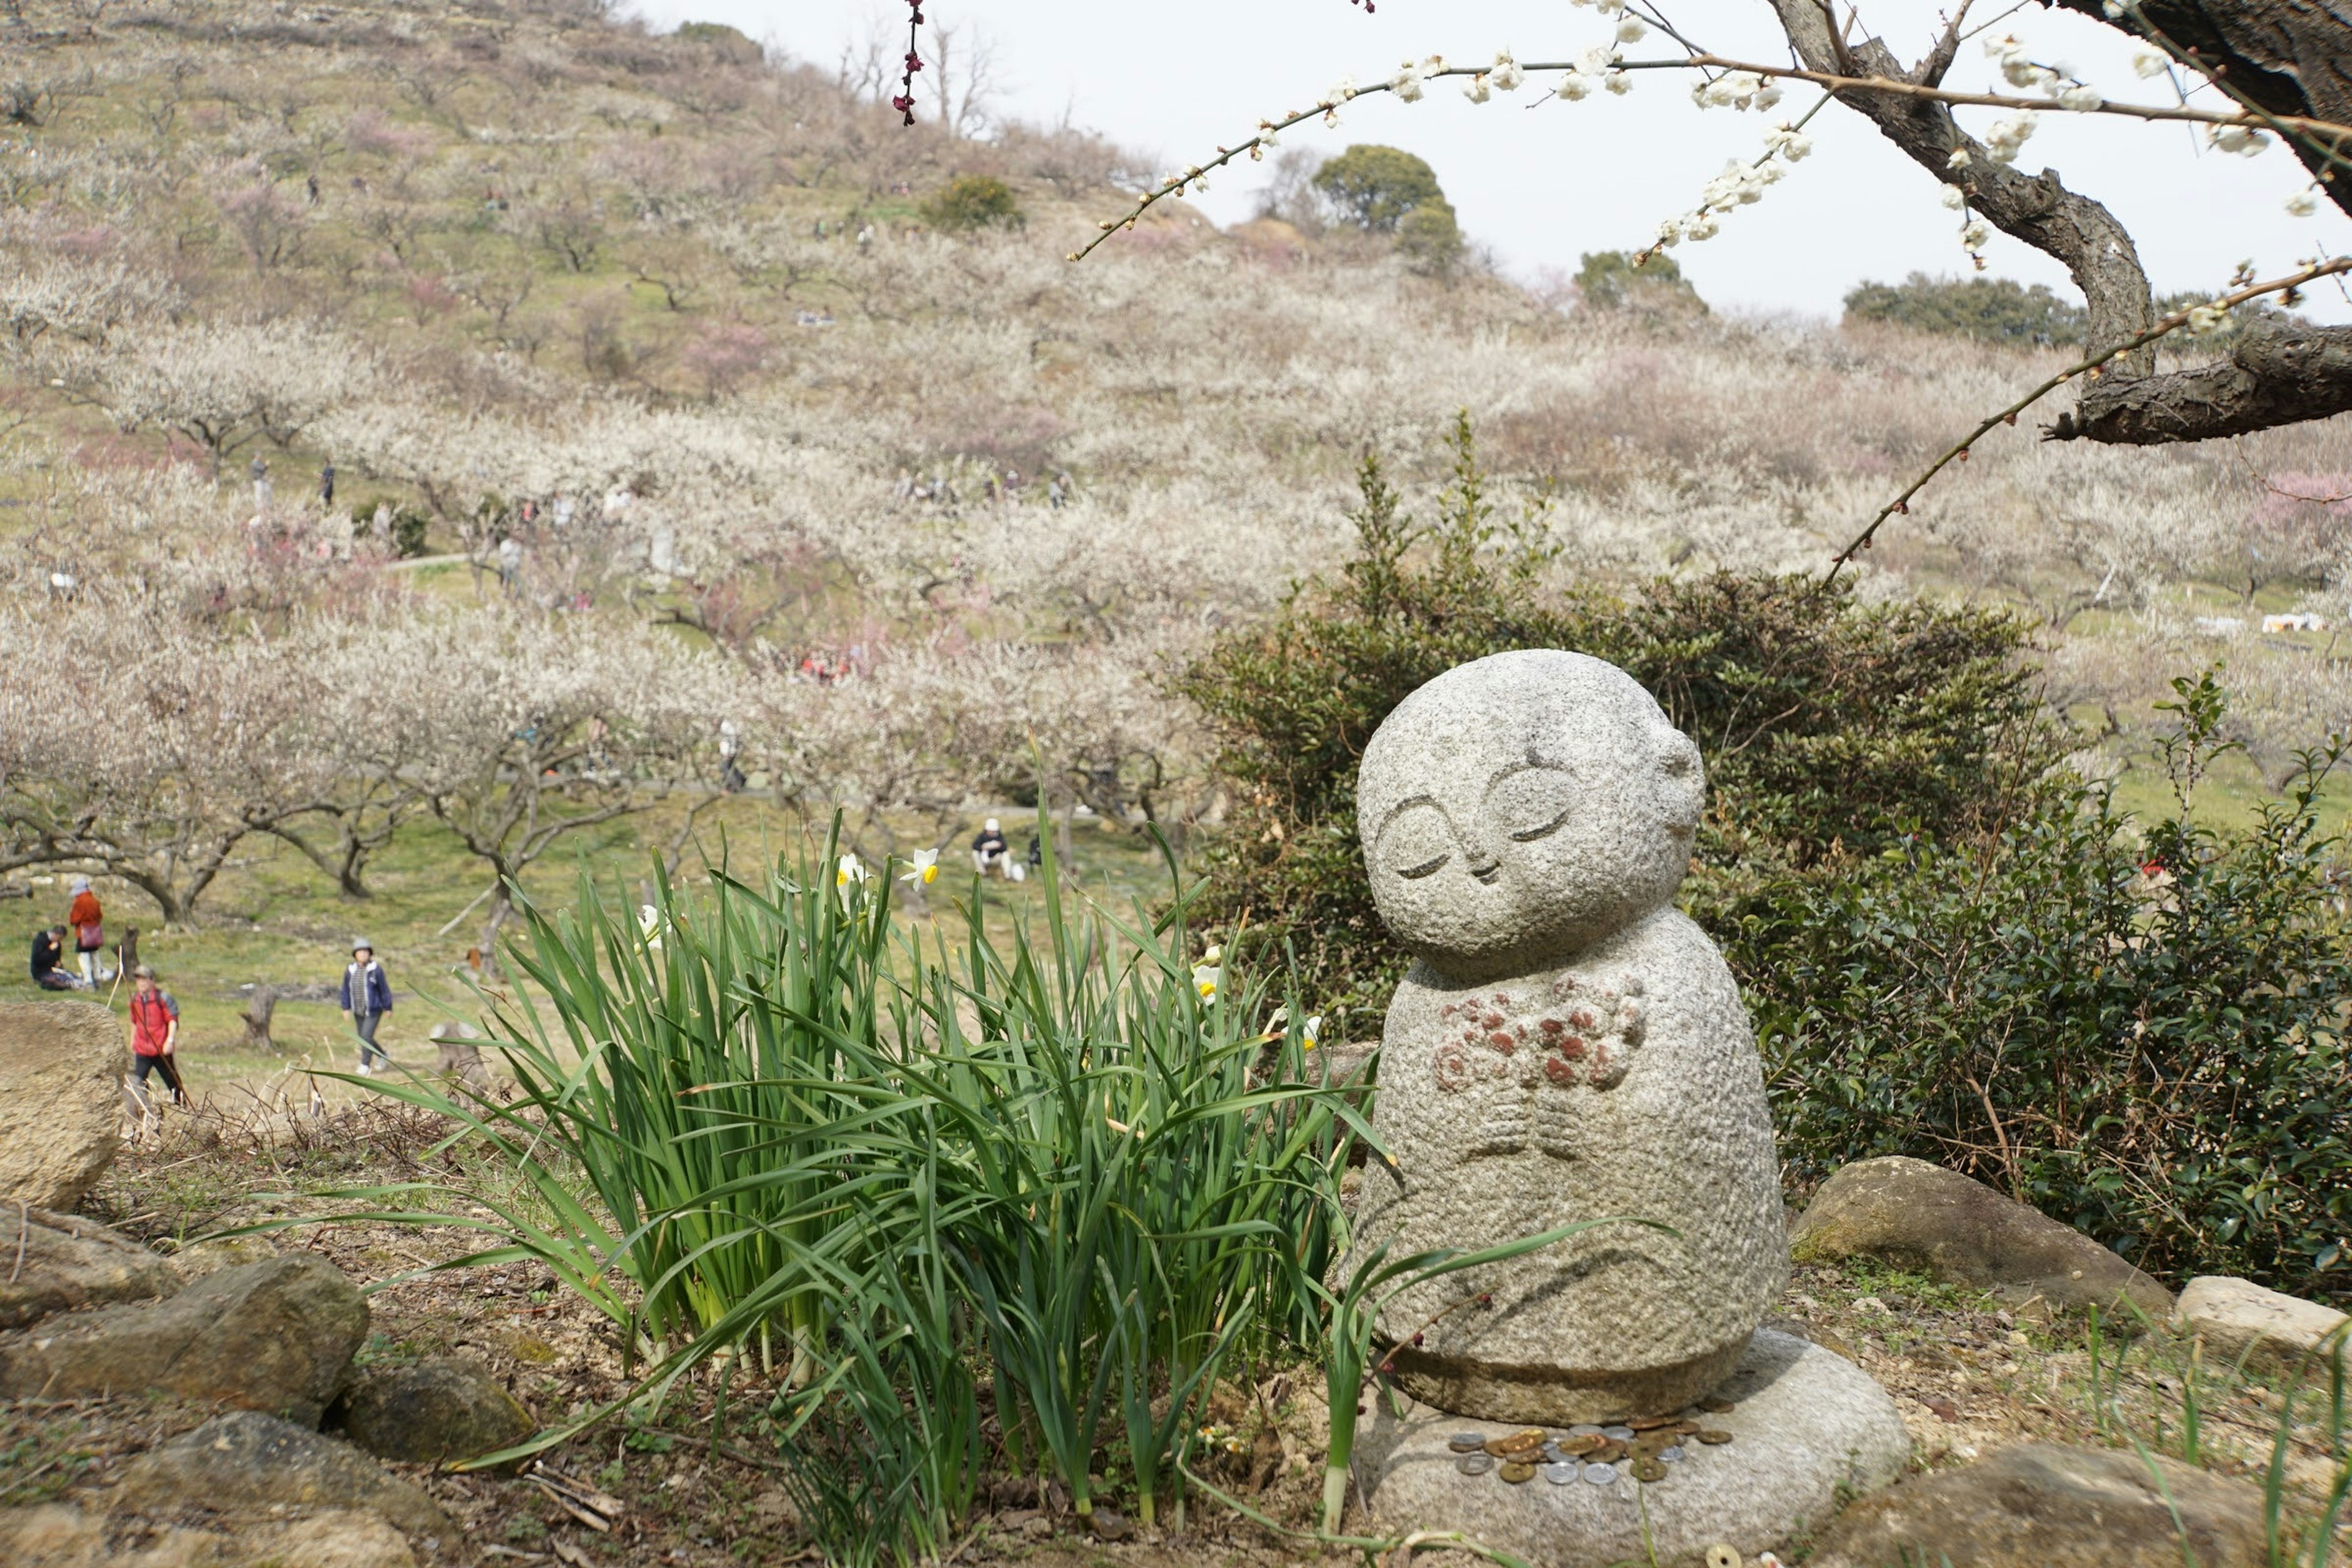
1842,272,2086,347
1395,198,1464,276
1176,413,2049,1019
1759,671,2352,1305
1576,249,1706,314
1312,145,1447,233
391,507,430,559
921,174,1023,232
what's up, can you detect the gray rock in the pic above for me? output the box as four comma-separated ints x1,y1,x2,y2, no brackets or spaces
1790,1156,2173,1322
1359,1327,1910,1567
333,1355,536,1465
1349,650,1785,1422
0,1000,127,1212
1807,1442,2266,1568
0,1503,224,1567
0,1255,367,1424
2171,1275,2349,1383
239,1509,420,1567
0,1207,178,1330
0,1503,416,1568
116,1411,450,1539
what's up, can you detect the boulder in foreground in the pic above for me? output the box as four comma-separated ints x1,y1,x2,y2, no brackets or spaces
1807,1441,2266,1567
2172,1275,2348,1383
116,1410,450,1539
0,1000,126,1213
0,1208,178,1330
333,1355,537,1465
0,1255,366,1425
1790,1155,2172,1321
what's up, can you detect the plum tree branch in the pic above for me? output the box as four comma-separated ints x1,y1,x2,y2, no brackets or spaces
1767,0,2352,447
1831,257,2352,578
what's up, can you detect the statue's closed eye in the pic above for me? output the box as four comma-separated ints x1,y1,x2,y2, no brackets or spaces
1380,803,1454,880
1488,766,1578,842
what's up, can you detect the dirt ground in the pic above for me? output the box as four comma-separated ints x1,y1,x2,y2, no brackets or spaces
2,1097,2343,1567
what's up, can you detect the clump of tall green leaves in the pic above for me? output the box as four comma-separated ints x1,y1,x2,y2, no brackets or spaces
1762,670,2352,1306
341,825,1374,1562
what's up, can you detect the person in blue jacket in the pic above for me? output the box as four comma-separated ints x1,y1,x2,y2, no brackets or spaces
340,939,394,1076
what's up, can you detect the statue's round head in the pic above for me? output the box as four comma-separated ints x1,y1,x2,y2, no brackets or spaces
1356,650,1704,977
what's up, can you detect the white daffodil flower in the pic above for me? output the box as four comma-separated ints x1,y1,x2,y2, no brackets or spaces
900,848,940,885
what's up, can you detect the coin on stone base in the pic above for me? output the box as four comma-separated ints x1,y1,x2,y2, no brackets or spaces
1704,1547,1740,1568
1542,1461,1577,1485
1700,1396,1736,1413
1554,1433,1603,1458
1628,1415,1677,1431
1447,1431,1488,1453
1581,1463,1618,1487
1499,1461,1537,1484
1697,1428,1734,1446
1630,1457,1667,1483
1456,1453,1495,1476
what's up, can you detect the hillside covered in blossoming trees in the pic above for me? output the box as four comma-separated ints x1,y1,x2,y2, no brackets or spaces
3,0,2351,929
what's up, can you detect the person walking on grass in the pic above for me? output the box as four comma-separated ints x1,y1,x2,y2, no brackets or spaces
341,938,393,1076
66,876,104,987
127,965,187,1107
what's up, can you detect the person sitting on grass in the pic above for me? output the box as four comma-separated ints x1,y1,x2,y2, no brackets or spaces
127,964,188,1107
971,818,1010,877
30,925,80,990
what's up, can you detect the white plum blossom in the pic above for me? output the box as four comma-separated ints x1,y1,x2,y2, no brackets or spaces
1490,51,1526,92
1985,34,2060,92
1654,216,1684,247
1940,183,1968,210
1604,70,1632,95
1763,124,1813,160
1695,71,1769,110
1557,70,1597,102
2211,123,2271,155
1961,217,1992,250
2132,46,2169,78
2287,189,2321,217
1947,147,1973,169
2057,83,2103,112
1463,74,1492,104
1983,112,2038,164
1393,61,1428,103
2187,302,2229,334
1616,15,1648,43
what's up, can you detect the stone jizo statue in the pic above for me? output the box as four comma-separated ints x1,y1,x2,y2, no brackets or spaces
1350,648,1785,1423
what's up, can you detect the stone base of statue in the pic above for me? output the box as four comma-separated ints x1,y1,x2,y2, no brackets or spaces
1355,1330,1910,1568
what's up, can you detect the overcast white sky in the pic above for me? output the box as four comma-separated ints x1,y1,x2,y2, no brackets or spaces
626,0,2351,320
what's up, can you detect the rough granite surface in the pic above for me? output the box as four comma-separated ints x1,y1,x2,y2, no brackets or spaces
1349,650,1785,1422
1359,1329,1911,1568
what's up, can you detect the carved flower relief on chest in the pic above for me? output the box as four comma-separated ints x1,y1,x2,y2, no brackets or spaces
1428,974,1646,1159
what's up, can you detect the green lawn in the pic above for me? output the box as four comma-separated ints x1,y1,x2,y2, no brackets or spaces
4,798,1183,1101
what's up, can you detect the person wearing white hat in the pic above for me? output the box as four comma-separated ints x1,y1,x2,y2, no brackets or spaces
971,818,1010,878
339,939,393,1076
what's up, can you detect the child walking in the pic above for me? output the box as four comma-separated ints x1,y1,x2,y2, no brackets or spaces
127,965,188,1107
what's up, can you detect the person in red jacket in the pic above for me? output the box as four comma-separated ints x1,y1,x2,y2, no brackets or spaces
66,876,104,987
127,965,187,1108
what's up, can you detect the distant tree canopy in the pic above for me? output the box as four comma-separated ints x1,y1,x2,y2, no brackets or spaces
922,173,1025,232
1312,145,1461,273
1842,273,2087,348
1576,250,1707,314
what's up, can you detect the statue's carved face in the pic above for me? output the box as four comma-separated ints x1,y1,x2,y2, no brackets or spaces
1357,650,1703,976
